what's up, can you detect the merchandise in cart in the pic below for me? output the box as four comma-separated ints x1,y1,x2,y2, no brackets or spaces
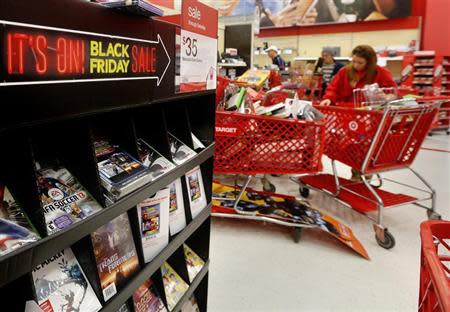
294,89,442,249
418,220,450,312
213,97,326,241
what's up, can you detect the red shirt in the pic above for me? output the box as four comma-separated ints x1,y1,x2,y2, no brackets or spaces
324,65,397,106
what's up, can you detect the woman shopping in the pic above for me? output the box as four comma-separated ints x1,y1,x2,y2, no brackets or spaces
320,45,396,106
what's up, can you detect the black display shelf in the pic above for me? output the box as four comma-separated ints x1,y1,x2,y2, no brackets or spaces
152,90,216,105
0,1,214,310
171,261,210,312
102,207,211,312
0,145,214,287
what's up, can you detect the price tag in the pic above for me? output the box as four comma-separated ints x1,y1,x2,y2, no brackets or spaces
178,0,217,93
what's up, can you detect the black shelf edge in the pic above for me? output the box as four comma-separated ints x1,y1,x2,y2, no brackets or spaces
172,261,210,312
152,90,216,105
0,90,216,135
0,144,214,287
101,206,211,312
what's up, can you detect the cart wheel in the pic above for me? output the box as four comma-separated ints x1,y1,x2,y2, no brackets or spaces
427,210,441,220
446,130,450,135
263,183,276,193
375,229,396,250
299,187,310,198
293,227,302,243
428,132,433,137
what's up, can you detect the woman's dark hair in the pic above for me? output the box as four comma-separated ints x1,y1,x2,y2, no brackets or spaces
347,45,378,86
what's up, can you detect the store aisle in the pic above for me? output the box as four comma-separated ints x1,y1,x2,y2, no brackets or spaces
208,135,450,312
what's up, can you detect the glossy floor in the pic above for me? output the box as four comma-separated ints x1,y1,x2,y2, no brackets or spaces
208,133,450,312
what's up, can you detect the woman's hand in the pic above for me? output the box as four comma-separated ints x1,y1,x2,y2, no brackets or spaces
269,3,318,27
320,99,331,106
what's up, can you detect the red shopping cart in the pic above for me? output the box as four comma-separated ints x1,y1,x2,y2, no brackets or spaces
419,221,450,312
213,110,326,240
416,96,450,135
294,95,441,249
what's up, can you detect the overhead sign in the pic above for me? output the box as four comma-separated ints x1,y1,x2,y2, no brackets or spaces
178,0,217,93
1,20,171,86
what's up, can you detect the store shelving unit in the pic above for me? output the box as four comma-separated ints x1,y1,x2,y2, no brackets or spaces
442,56,450,95
0,0,214,311
401,51,443,95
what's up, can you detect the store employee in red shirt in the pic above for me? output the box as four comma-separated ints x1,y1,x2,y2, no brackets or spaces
320,45,396,106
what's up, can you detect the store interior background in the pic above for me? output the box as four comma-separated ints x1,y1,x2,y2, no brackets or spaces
159,0,449,77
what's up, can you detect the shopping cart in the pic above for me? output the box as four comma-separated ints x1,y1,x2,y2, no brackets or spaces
416,96,450,135
294,92,441,249
418,221,450,312
213,110,326,241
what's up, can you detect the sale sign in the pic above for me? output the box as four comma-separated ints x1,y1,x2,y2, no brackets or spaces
1,20,171,86
179,0,218,93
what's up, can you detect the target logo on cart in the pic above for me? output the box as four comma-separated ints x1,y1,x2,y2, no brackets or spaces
348,121,359,132
215,125,241,137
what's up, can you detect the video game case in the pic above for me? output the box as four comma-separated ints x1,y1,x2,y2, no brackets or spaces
95,139,151,201
0,183,39,256
32,248,102,312
99,171,151,202
117,303,132,312
137,187,170,263
137,139,176,181
168,179,186,236
36,166,102,235
168,133,197,166
91,213,140,302
161,262,189,311
185,167,207,219
183,244,205,283
180,295,200,312
132,279,168,312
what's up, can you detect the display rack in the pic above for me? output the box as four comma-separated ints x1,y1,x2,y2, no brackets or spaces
0,1,214,311
400,51,443,95
442,56,450,95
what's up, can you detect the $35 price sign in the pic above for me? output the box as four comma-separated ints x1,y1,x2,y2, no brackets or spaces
182,34,199,57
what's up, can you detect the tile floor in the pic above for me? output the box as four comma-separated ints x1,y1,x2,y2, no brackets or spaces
208,133,450,312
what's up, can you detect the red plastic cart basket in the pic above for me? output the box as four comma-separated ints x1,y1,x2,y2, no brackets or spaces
319,104,438,174
416,96,450,135
419,221,450,312
214,111,325,175
213,110,326,241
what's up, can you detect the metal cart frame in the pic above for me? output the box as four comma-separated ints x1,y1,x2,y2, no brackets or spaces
294,98,441,249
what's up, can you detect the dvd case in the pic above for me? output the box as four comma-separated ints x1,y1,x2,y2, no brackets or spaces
161,262,189,311
183,244,205,283
168,133,197,166
132,279,168,312
137,187,170,263
32,248,102,312
0,183,39,256
184,167,207,219
91,213,140,302
36,166,102,235
180,295,200,312
168,179,186,236
137,139,176,181
95,139,151,201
